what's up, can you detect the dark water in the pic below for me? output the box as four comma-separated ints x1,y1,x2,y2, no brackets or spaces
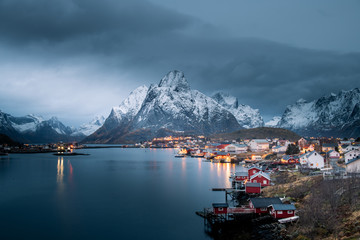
0,148,239,240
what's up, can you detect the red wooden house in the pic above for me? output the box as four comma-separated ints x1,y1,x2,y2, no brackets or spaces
248,167,261,178
250,171,271,187
245,182,261,194
249,197,282,215
212,203,228,214
269,204,296,219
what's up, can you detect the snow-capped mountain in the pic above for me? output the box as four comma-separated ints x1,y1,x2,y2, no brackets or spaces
212,92,264,128
277,88,360,137
132,71,240,133
85,70,242,143
0,110,84,143
71,115,105,136
105,85,148,129
265,116,281,127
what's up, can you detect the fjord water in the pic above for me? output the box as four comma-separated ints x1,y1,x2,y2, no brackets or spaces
0,148,238,239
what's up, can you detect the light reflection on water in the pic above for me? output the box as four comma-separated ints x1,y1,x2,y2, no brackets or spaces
0,149,243,240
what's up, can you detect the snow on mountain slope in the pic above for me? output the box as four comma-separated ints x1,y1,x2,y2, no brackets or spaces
265,116,281,127
11,114,44,132
277,88,360,136
106,85,148,126
212,92,264,128
72,115,105,136
132,70,241,134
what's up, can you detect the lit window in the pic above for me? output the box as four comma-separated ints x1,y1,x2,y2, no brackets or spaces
263,180,267,184
218,208,223,211
277,211,283,214
288,211,293,214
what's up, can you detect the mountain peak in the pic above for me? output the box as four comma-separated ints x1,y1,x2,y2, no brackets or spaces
158,70,190,91
296,98,307,104
212,92,238,109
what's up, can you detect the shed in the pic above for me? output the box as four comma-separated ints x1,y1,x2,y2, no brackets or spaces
249,197,282,214
245,182,261,194
269,204,296,219
212,203,228,214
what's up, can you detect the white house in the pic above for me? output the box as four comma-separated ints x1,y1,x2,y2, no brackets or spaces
224,144,248,154
272,145,287,154
248,139,269,152
346,156,360,173
327,150,340,159
344,149,360,164
299,151,324,169
344,145,360,153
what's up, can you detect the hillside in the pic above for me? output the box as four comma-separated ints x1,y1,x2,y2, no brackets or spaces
212,127,300,141
0,133,20,146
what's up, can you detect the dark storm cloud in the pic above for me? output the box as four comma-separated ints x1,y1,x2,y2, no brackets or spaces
0,0,193,43
0,0,359,125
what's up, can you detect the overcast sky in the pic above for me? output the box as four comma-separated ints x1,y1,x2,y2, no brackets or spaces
1,0,360,126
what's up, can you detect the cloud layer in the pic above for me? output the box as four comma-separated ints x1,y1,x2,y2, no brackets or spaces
0,0,359,125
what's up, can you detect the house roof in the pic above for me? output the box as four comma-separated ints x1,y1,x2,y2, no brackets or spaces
327,150,339,155
322,143,337,148
304,150,321,158
270,204,296,211
212,203,228,208
346,156,360,165
282,155,294,160
273,145,286,150
250,197,282,208
252,139,268,143
250,171,271,180
230,144,248,148
235,172,248,177
248,166,261,171
216,144,230,149
215,152,230,156
246,182,261,188
261,165,269,171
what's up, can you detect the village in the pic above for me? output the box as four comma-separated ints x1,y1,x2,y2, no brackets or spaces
147,135,360,239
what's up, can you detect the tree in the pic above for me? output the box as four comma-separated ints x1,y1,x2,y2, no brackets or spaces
286,144,300,155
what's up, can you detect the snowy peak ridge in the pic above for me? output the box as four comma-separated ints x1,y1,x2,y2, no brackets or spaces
212,92,264,129
277,88,360,136
111,85,149,122
212,92,238,109
158,70,190,91
72,115,105,136
265,116,281,127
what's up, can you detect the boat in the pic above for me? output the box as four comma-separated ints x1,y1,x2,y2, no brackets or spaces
175,154,186,158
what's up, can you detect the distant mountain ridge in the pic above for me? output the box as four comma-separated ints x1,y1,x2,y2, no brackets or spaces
0,111,105,143
277,88,360,137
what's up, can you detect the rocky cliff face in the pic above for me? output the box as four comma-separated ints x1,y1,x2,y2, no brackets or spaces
212,92,264,128
277,88,360,137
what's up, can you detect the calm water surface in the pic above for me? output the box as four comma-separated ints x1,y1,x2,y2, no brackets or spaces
0,148,240,239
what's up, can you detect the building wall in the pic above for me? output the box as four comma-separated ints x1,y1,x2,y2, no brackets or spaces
346,160,360,173
251,175,270,187
308,153,324,169
213,207,228,214
246,186,261,194
248,168,260,178
345,150,360,163
271,209,295,219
